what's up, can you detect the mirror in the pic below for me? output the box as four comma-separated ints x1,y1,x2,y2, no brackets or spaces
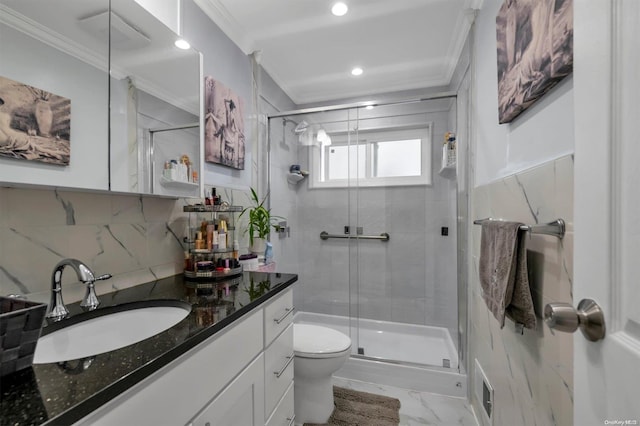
0,0,202,196
109,0,202,197
0,0,110,190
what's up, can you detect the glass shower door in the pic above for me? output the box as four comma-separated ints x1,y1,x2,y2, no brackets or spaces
271,96,460,371
348,99,460,369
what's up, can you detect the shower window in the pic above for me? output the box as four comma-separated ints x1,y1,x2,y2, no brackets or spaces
310,126,432,188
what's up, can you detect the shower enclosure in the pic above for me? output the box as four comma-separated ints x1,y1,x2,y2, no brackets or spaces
267,95,466,392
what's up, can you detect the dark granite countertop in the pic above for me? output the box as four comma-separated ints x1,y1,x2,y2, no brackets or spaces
0,271,298,426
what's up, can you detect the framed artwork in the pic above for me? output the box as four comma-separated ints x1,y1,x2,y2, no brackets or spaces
0,76,71,165
496,0,573,124
204,76,245,170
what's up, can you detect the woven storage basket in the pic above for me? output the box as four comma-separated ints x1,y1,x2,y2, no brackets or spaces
0,297,47,377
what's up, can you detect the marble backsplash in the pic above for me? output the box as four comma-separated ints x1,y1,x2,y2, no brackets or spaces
0,186,190,303
469,155,574,426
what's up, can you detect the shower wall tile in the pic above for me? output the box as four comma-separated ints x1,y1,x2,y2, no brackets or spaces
468,155,573,426
291,111,458,336
360,298,393,322
295,185,457,330
0,187,188,299
390,297,427,324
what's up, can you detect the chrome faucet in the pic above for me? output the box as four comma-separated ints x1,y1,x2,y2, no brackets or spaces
47,258,112,321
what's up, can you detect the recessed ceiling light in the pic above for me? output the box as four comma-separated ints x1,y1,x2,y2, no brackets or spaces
365,105,374,110
331,2,348,16
351,67,363,76
174,39,191,50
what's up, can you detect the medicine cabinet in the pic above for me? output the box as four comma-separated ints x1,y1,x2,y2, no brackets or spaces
109,0,203,197
0,0,110,190
0,0,203,197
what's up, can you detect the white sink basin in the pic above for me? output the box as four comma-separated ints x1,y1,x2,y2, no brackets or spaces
33,300,191,364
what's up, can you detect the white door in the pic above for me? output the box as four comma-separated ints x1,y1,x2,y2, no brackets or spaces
574,0,640,424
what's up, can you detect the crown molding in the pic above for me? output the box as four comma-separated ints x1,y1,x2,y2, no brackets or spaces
192,0,254,54
0,4,108,71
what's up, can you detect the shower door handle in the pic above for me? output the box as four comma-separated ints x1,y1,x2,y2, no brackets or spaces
544,299,605,341
320,231,390,241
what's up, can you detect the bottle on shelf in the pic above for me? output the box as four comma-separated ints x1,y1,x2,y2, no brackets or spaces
233,240,239,260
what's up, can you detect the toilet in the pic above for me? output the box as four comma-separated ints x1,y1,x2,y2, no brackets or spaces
293,324,352,424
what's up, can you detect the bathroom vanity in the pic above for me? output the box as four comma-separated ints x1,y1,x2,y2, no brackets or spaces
0,272,297,425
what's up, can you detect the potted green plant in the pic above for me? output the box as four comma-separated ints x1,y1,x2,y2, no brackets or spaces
239,188,285,254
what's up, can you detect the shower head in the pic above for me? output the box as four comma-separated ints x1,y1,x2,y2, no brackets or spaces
282,118,309,135
294,120,309,134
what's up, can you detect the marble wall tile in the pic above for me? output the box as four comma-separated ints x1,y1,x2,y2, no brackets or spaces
5,188,73,226
1,225,70,294
553,155,575,233
0,188,7,226
469,156,573,426
0,187,189,300
140,196,179,223
66,224,147,275
56,191,113,225
111,195,147,224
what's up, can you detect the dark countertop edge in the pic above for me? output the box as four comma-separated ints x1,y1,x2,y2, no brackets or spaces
46,273,298,426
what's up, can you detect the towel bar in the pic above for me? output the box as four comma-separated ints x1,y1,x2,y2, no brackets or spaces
473,218,565,239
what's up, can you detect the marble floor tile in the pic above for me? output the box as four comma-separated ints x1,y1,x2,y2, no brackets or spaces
332,377,478,426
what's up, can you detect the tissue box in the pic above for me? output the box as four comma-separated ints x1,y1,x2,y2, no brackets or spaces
0,297,47,377
239,254,259,271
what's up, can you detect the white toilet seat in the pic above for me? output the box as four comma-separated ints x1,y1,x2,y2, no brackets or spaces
294,324,351,359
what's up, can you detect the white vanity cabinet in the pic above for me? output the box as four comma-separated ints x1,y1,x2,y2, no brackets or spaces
73,287,295,426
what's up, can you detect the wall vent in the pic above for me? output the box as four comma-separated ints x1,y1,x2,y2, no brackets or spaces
474,359,494,426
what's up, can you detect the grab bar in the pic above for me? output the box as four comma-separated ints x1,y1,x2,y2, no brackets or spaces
473,218,565,239
320,231,390,241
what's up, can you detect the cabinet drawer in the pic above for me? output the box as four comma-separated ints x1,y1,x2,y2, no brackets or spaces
266,381,294,426
264,324,294,419
264,288,294,346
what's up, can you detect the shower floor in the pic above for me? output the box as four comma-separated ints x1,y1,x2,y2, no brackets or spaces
295,312,458,369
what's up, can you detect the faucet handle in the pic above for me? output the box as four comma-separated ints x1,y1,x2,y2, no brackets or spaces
80,282,100,311
80,273,111,311
95,274,112,281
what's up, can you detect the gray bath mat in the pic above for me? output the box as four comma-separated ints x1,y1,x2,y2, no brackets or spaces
304,386,401,426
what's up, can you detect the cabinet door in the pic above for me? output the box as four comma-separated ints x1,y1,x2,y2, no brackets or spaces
109,0,202,196
0,1,110,190
266,382,295,426
189,353,265,426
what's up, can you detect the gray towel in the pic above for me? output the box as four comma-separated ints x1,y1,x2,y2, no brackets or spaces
479,221,536,329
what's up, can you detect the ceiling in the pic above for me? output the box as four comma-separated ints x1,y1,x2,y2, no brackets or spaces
195,0,480,106
196,0,482,105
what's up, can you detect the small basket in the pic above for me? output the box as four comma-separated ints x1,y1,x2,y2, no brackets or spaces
0,297,47,377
